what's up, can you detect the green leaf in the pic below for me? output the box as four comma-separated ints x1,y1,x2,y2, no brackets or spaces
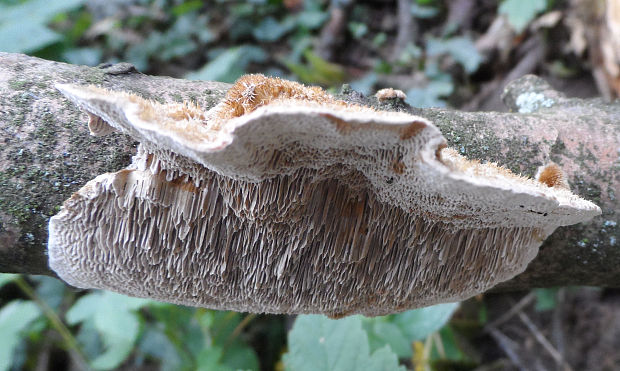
434,326,466,361
0,22,61,53
0,0,85,53
196,347,233,371
171,0,203,16
426,37,482,73
196,309,214,331
186,46,267,83
220,343,259,371
348,22,368,39
283,315,405,371
138,328,183,371
0,0,85,24
405,79,454,108
0,273,17,289
372,33,387,48
410,4,439,18
66,293,101,325
75,319,104,362
367,346,406,371
286,50,346,86
146,303,205,360
499,0,547,33
365,320,411,358
206,312,259,370
33,276,66,310
364,303,459,358
66,291,151,370
293,10,328,30
304,50,346,82
0,300,42,371
534,288,558,311
62,47,102,66
253,16,290,42
90,341,134,371
392,303,459,341
350,72,378,95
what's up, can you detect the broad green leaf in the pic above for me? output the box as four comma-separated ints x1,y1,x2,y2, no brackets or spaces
499,0,547,33
534,288,558,311
426,37,482,73
146,303,205,359
348,22,368,39
253,16,290,42
364,303,460,358
392,303,459,341
197,347,233,371
405,79,454,108
62,47,102,66
75,318,104,362
349,72,378,95
372,32,387,47
0,0,85,53
434,326,466,361
90,340,134,370
220,344,259,371
33,276,66,310
171,0,203,16
0,22,61,53
283,315,404,371
187,46,267,83
0,0,85,24
364,320,411,358
66,291,151,370
138,328,183,371
367,346,406,371
411,4,439,18
66,293,101,325
0,300,42,371
196,309,214,331
304,50,346,83
294,10,328,30
286,50,346,86
207,312,259,370
0,273,17,289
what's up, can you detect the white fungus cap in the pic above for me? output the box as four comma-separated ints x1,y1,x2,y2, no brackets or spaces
49,76,600,316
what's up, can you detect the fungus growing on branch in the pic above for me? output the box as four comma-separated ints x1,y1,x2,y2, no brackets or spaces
49,75,600,317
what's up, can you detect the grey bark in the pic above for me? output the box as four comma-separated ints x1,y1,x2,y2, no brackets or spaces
0,52,618,291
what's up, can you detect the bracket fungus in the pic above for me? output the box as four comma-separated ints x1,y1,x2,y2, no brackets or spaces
49,75,600,317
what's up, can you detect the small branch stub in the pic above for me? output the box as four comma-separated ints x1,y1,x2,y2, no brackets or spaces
48,75,600,317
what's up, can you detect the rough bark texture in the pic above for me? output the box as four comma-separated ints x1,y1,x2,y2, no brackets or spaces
0,53,618,291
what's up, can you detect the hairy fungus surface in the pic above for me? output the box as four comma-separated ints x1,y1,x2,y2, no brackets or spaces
49,75,601,316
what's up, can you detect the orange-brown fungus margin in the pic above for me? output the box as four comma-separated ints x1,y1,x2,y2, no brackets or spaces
536,162,569,189
400,121,427,140
219,74,348,120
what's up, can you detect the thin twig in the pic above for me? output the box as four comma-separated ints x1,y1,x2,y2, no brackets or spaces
432,332,446,358
517,311,573,371
223,313,257,349
484,293,536,330
391,0,417,61
316,0,352,61
486,327,527,370
551,288,566,362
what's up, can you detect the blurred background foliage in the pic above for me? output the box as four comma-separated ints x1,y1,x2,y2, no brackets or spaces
0,0,615,369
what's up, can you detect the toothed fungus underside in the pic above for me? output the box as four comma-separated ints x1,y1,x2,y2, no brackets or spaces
49,75,601,316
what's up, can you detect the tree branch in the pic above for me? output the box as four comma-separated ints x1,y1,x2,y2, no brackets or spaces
0,53,618,291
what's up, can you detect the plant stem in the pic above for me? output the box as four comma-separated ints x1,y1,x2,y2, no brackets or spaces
14,276,92,371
